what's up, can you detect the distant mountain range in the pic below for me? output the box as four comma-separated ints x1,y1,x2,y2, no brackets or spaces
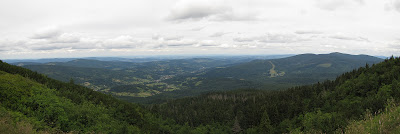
15,53,383,103
199,52,383,84
4,55,294,64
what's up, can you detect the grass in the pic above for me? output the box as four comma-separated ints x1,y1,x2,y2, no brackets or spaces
268,61,278,78
341,100,400,134
0,106,49,134
317,63,332,68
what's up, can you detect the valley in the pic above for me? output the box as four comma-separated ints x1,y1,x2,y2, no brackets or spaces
13,53,383,104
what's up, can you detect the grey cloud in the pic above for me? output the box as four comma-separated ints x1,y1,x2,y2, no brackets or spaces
210,11,258,21
388,41,400,49
233,33,307,43
315,0,364,11
31,45,67,50
259,33,303,43
164,36,183,41
166,44,193,47
209,32,229,37
162,39,197,47
384,0,400,12
152,34,161,40
31,27,82,44
152,34,183,41
190,26,205,31
49,33,81,43
28,33,142,50
28,40,98,50
167,0,257,21
31,26,62,39
0,39,27,52
354,0,365,5
233,36,257,42
295,30,323,35
329,35,369,42
167,0,230,21
197,40,219,47
395,0,400,12
199,44,218,47
102,35,141,49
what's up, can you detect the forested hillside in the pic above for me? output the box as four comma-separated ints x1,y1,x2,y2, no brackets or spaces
20,53,383,104
1,56,398,133
0,60,187,133
150,56,400,133
198,52,382,84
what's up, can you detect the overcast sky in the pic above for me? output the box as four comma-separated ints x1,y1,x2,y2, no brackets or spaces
1,0,400,59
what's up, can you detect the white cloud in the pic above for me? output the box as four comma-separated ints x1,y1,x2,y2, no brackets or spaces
209,32,229,37
328,33,369,42
152,34,183,41
31,26,62,39
159,39,198,47
51,33,81,43
167,0,230,21
385,0,400,12
102,35,139,49
189,26,205,31
233,32,308,43
295,30,323,35
396,0,400,12
315,0,364,11
167,0,258,21
197,40,219,47
388,40,400,49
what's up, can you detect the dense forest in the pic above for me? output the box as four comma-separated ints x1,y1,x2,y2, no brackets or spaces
149,56,400,133
1,56,400,133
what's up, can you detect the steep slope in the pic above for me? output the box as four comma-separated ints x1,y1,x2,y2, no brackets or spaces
0,60,186,133
342,101,400,134
150,56,400,133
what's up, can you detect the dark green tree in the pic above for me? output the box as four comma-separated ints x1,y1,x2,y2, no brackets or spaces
232,117,242,134
259,111,273,133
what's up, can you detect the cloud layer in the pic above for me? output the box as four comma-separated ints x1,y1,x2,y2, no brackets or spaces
0,0,399,59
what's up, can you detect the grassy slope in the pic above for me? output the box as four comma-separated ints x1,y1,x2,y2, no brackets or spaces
0,70,142,133
342,101,400,134
0,61,192,133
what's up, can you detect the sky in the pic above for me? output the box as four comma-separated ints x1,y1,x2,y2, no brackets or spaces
0,0,400,59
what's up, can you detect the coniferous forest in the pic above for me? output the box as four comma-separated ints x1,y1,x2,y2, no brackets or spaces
1,56,400,133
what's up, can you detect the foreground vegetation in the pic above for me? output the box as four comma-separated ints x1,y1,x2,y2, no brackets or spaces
0,60,187,133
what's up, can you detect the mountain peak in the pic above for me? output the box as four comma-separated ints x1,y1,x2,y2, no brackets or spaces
329,52,346,55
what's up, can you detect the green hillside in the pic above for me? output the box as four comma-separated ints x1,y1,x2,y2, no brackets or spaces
150,56,400,133
0,60,188,133
200,52,383,84
21,58,249,99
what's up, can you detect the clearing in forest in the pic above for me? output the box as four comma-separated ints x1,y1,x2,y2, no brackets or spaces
269,61,278,77
268,61,285,78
